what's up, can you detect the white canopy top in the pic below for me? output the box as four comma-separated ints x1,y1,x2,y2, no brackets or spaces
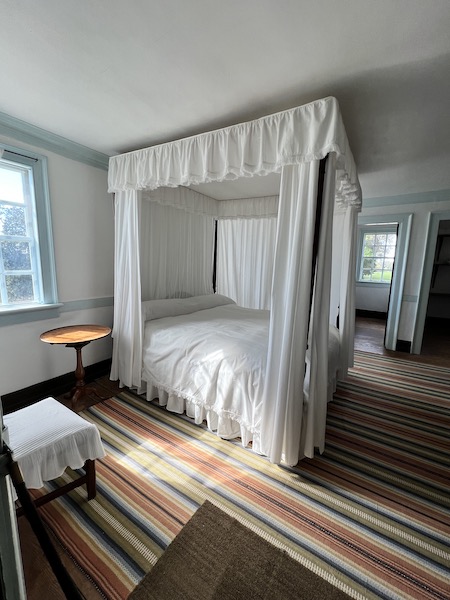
108,96,361,209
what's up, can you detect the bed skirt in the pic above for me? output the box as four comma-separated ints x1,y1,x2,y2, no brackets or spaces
143,380,262,453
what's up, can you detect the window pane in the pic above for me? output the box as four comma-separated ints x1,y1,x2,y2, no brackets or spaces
371,270,382,281
358,227,398,284
1,241,32,270
374,244,386,256
0,147,57,314
0,205,27,236
6,274,35,303
383,258,394,272
363,234,374,255
387,233,397,245
0,165,25,204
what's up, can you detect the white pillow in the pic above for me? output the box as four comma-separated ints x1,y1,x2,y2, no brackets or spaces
141,294,236,322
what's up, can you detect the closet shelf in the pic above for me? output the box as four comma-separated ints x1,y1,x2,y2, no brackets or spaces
431,233,450,288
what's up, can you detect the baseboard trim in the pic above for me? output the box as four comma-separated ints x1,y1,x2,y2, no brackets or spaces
1,359,111,414
395,340,412,353
356,309,387,320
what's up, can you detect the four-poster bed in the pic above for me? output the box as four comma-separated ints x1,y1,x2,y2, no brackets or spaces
108,96,361,466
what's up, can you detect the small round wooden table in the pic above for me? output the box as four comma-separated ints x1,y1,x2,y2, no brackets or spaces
40,324,111,408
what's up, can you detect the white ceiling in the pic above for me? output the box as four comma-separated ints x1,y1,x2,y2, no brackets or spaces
1,0,450,200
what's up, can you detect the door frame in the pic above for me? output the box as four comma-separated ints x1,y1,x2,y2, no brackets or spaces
357,213,412,351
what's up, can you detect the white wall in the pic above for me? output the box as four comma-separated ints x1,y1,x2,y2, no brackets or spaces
0,133,114,398
355,284,390,313
359,191,450,342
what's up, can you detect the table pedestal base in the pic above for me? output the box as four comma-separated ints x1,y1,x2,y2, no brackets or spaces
40,324,112,410
65,342,109,409
65,383,106,402
65,384,109,408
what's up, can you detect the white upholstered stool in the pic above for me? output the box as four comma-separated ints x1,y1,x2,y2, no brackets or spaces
4,397,106,514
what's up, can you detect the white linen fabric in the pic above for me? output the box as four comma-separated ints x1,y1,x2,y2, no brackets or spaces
110,189,143,385
337,204,359,375
108,96,362,465
4,397,105,489
108,97,360,209
218,195,279,219
145,186,219,216
140,199,215,301
142,293,235,322
142,304,268,448
216,217,277,310
141,303,341,452
143,187,279,218
259,161,321,464
300,154,336,458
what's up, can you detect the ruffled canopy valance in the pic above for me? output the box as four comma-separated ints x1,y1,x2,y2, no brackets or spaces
144,186,279,218
108,96,361,209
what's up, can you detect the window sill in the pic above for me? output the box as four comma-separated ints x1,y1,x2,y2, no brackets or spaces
356,281,391,288
0,303,63,326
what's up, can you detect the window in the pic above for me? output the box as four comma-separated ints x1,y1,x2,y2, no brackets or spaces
0,145,57,313
357,225,397,284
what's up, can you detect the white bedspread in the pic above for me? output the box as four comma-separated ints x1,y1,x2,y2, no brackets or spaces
142,302,341,450
4,397,106,489
143,304,268,444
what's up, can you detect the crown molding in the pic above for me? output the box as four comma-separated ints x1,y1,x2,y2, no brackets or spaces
0,110,110,170
363,189,450,208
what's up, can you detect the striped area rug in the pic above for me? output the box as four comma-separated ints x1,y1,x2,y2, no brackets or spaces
35,350,450,600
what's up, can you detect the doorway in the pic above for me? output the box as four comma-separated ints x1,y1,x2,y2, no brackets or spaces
356,214,412,352
413,215,450,358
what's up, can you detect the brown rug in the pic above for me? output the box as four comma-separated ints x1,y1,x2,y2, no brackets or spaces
128,500,351,600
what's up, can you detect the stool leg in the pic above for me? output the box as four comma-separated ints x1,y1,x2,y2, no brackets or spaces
6,446,84,599
85,459,96,500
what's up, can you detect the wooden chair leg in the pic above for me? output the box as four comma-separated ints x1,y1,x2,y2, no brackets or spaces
16,459,97,516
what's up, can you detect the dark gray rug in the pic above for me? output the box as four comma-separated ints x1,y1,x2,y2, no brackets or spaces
128,500,351,600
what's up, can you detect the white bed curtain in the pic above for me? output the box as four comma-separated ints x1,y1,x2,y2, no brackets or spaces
110,190,142,386
216,216,277,310
258,157,335,464
336,204,359,374
140,199,215,301
108,97,361,466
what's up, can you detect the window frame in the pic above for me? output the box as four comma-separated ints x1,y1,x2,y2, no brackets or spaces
0,144,59,324
356,223,398,287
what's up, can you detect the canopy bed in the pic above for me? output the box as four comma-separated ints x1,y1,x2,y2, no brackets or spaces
108,96,361,466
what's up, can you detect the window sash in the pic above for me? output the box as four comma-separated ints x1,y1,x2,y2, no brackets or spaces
357,225,398,284
0,145,57,312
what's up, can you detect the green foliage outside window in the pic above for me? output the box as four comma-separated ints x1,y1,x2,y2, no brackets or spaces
359,231,397,283
0,145,57,319
0,165,38,305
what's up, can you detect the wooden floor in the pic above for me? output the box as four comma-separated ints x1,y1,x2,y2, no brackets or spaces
354,316,450,368
14,317,450,599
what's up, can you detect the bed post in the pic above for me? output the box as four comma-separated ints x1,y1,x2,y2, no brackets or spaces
309,155,329,330
212,219,218,293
